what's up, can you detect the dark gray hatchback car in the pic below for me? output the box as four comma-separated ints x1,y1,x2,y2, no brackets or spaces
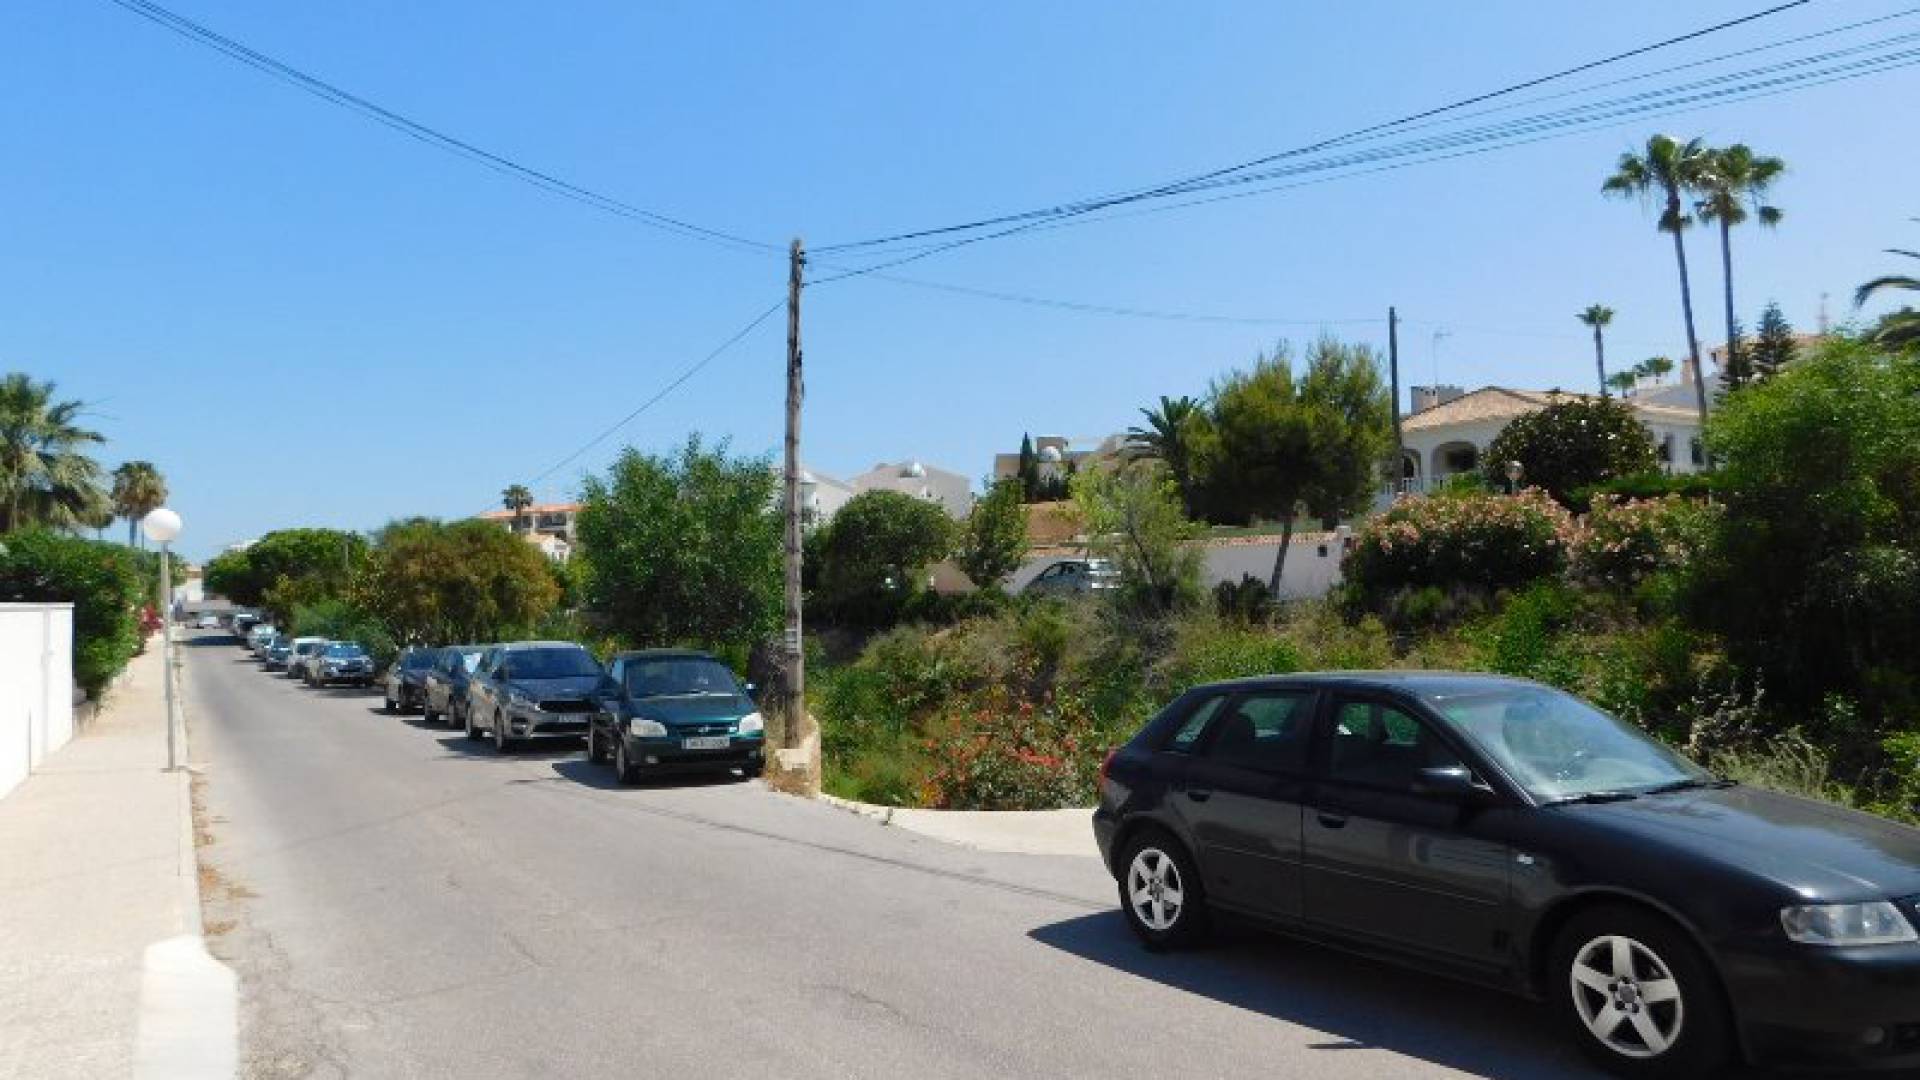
463,641,603,753
1094,671,1920,1076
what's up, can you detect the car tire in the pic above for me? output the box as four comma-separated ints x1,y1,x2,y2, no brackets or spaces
1551,905,1731,1078
492,710,515,754
613,740,638,786
422,699,439,725
1116,829,1210,950
462,703,480,741
384,691,397,712
586,727,608,764
742,763,764,780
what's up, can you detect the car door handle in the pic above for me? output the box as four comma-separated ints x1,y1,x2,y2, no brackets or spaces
1185,788,1213,803
1316,811,1349,829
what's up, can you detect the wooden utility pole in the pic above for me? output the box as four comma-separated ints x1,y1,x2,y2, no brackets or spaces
1388,306,1403,494
780,238,806,749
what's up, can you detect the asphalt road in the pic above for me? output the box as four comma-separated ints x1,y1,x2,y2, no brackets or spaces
183,630,1602,1079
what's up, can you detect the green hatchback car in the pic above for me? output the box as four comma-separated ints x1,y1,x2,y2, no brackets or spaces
586,650,766,784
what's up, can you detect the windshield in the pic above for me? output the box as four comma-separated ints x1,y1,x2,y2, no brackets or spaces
324,643,366,658
1423,683,1712,801
506,648,601,680
296,642,326,655
624,657,740,698
402,650,434,669
456,650,482,673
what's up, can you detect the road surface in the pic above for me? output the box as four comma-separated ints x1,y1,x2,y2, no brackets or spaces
183,630,1598,1079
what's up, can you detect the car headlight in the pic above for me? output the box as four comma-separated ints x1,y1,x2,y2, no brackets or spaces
737,711,764,735
507,688,532,706
1781,902,1918,946
629,717,666,737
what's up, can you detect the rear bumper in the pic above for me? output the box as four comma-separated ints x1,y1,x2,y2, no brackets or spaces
1091,806,1119,872
1726,941,1920,1069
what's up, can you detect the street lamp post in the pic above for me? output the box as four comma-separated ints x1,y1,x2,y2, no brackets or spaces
1505,461,1524,496
141,508,183,771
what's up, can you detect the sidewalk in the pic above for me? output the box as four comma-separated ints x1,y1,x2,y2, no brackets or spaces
0,637,234,1079
819,794,1099,857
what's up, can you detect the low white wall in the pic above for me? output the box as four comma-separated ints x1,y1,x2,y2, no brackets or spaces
1012,536,1350,601
0,603,75,801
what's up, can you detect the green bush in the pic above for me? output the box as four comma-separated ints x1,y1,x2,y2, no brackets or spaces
1569,496,1719,590
0,530,146,695
1157,616,1302,689
1570,470,1717,510
1344,490,1574,612
1480,396,1658,505
921,686,1105,809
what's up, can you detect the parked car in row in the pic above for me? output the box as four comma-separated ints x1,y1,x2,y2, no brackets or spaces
382,646,438,713
308,642,374,687
1094,671,1920,1076
586,650,764,784
195,613,221,630
422,645,485,727
246,625,279,655
263,639,292,670
463,641,603,752
1023,557,1119,598
285,637,329,681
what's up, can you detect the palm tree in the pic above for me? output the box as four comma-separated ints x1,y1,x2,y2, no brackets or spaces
1603,134,1715,428
1606,369,1639,396
1576,304,1615,396
1124,395,1203,514
1856,224,1920,350
0,373,107,534
501,483,534,532
1641,355,1675,384
110,461,169,547
1694,144,1785,378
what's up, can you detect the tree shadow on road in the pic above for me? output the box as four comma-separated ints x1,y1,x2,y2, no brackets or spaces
1029,913,1602,1079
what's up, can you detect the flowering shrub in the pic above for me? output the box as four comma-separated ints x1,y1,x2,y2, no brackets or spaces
1343,490,1574,609
921,686,1106,810
1569,495,1719,589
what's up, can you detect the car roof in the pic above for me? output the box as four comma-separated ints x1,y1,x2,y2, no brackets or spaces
1189,670,1545,697
495,640,588,651
609,648,719,662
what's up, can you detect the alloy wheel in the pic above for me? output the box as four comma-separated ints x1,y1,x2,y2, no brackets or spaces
1569,934,1685,1059
1126,847,1185,932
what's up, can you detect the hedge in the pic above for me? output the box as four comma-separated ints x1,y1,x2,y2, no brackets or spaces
0,530,148,695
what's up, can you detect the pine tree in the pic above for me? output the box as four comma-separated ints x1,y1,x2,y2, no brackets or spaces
1016,433,1039,503
1750,302,1797,383
1719,316,1752,393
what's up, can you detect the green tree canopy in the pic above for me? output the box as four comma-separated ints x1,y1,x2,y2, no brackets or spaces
812,490,955,627
210,527,368,621
1693,339,1920,746
1190,336,1391,590
1480,396,1657,506
954,477,1027,591
1072,460,1201,618
1125,395,1206,515
575,435,781,653
353,518,560,644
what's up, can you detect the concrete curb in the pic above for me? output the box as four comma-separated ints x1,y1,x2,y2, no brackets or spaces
817,793,1098,858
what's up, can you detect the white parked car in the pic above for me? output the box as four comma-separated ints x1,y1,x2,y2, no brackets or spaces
285,637,330,681
195,614,221,629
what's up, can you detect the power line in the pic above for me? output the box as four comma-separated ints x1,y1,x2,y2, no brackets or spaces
101,0,781,258
805,28,1920,286
487,298,785,510
812,1,1817,255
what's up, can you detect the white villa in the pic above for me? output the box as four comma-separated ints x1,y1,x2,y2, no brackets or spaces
1396,384,1705,496
847,459,974,518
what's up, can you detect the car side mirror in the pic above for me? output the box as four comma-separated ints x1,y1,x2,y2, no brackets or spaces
1412,765,1485,801
744,681,759,702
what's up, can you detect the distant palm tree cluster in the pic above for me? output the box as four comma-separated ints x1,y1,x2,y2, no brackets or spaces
0,372,168,543
1598,135,1785,425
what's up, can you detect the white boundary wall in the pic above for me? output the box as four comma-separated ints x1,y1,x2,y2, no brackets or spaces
1010,536,1351,601
0,603,75,801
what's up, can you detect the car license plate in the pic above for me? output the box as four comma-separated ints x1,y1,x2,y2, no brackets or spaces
682,736,729,751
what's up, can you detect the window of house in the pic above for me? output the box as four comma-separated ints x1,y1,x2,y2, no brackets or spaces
1690,438,1705,466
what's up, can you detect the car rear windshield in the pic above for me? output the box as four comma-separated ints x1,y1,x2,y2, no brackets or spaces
403,650,435,668
1423,684,1712,801
324,644,366,658
624,658,740,699
455,650,482,672
507,648,601,679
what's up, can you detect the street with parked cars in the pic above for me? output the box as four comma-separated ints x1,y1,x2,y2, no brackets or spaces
196,611,1920,1076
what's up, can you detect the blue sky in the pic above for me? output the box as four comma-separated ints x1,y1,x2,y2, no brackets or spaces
7,0,1919,559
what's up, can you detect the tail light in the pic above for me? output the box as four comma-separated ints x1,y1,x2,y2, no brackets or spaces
1097,748,1118,794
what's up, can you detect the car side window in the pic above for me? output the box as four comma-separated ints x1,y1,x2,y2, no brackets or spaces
607,659,624,685
1164,694,1228,753
1201,691,1312,773
1327,699,1463,791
